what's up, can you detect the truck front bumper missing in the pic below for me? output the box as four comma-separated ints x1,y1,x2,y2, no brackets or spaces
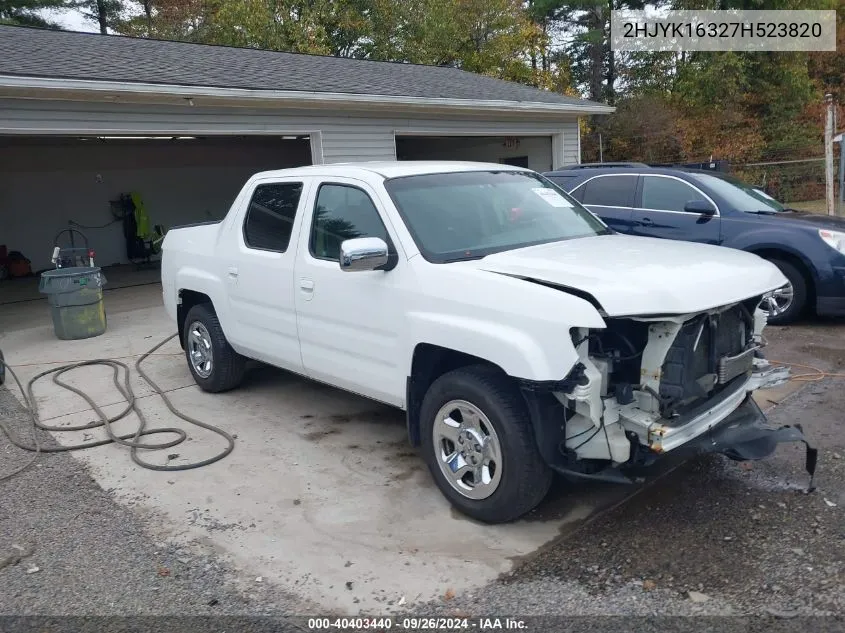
684,394,817,490
552,394,818,490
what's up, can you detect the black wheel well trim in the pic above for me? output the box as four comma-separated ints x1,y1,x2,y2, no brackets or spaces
404,341,587,449
176,289,213,349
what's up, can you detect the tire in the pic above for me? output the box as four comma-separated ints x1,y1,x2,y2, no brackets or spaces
183,303,246,393
419,364,553,524
763,258,808,326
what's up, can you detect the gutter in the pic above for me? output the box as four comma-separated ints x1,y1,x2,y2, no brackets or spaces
0,74,616,116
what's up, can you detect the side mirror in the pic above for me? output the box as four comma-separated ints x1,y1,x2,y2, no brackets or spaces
339,237,389,272
684,200,717,215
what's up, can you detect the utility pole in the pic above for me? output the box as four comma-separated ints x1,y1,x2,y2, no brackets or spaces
599,134,604,163
839,132,844,217
837,102,844,217
825,93,835,216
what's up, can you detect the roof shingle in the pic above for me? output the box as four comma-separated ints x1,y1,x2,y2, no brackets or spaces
0,25,606,109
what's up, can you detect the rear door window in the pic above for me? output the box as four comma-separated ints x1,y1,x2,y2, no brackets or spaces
243,182,303,252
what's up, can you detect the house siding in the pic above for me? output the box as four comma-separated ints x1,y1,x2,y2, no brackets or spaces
0,99,582,166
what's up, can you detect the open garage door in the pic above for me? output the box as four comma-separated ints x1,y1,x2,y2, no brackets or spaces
0,135,311,303
395,135,554,173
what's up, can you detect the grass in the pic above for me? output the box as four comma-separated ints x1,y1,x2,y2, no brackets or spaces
785,199,834,214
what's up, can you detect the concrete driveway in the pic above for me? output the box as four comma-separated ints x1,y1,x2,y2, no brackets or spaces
0,280,813,613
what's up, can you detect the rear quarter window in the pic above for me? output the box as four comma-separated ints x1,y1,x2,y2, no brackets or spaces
545,175,580,193
578,175,637,207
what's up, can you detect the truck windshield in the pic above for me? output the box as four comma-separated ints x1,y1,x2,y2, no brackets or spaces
383,170,611,263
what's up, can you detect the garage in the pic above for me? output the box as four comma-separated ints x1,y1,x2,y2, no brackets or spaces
0,24,611,299
1,135,311,274
397,134,559,172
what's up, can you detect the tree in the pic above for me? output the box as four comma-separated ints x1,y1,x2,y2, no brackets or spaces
808,0,845,96
589,94,685,162
393,0,548,83
115,0,560,89
74,0,124,33
528,0,651,105
0,0,71,27
114,0,219,40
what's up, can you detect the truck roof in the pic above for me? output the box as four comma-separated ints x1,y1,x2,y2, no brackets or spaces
250,160,530,180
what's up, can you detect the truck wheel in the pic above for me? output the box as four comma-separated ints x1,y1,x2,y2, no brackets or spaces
762,258,807,326
419,364,553,524
183,303,245,393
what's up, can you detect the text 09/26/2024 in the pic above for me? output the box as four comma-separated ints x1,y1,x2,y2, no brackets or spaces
307,617,528,631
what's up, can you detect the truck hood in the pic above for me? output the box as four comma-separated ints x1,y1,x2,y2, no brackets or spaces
467,234,787,317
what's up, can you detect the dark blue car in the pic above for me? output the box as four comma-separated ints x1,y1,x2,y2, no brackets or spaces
543,165,845,325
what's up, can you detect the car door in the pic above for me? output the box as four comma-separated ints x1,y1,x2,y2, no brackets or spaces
224,177,310,373
293,178,406,407
568,174,637,233
630,175,721,244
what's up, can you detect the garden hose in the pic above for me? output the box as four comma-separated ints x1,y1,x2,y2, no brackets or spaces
0,334,235,483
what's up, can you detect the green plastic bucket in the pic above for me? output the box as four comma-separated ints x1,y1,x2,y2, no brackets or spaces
39,267,107,340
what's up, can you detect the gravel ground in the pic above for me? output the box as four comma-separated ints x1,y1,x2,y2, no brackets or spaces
0,387,319,621
2,321,844,633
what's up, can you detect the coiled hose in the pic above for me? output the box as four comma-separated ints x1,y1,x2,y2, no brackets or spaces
0,334,235,483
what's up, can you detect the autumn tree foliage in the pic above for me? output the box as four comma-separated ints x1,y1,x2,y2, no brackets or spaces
52,0,842,176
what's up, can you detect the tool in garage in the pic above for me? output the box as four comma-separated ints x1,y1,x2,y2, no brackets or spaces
0,334,236,483
52,228,95,269
110,193,167,267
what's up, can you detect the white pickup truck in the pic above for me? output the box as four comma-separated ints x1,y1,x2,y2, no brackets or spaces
162,161,815,523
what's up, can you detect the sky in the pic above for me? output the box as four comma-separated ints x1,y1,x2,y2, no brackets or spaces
41,7,100,33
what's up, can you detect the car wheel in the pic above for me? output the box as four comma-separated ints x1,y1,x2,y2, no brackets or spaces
761,258,807,326
420,364,553,524
183,303,246,393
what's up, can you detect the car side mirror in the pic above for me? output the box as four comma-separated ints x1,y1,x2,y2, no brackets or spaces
339,237,389,272
684,200,717,215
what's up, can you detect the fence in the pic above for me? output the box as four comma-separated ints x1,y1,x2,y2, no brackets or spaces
730,156,840,208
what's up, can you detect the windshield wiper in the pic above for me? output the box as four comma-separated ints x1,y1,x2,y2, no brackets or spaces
746,209,780,215
442,254,486,263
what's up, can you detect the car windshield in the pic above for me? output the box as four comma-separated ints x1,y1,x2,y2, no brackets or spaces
689,172,786,213
383,170,611,263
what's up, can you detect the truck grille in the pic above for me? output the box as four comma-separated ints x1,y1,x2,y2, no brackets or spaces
658,305,752,417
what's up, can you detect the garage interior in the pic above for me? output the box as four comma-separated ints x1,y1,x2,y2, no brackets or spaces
0,132,555,304
395,135,554,173
0,134,312,303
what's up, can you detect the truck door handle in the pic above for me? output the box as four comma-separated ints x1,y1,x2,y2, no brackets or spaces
299,278,314,291
640,217,654,226
227,267,239,278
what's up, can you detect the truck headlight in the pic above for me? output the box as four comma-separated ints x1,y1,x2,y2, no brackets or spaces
819,229,845,254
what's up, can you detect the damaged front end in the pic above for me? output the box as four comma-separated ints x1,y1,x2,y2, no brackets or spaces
526,297,817,488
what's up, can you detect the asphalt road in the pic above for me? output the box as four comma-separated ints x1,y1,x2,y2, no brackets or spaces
1,320,844,630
